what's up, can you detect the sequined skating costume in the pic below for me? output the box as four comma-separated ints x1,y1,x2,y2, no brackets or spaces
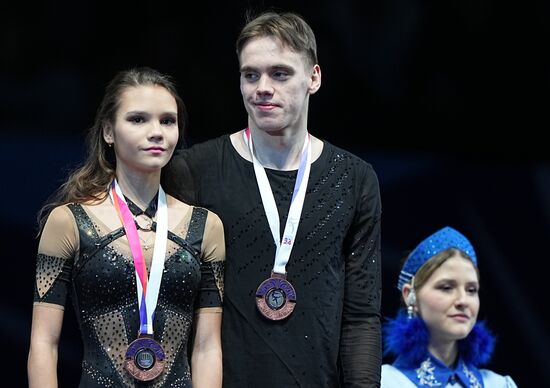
34,198,225,387
166,135,382,387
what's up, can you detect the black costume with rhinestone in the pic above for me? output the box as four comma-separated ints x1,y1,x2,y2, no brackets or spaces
34,200,225,387
164,135,382,387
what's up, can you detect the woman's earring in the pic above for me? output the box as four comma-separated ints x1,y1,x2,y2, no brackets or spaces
406,289,416,319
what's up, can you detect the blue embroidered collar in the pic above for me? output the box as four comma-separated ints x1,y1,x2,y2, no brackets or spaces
394,353,484,387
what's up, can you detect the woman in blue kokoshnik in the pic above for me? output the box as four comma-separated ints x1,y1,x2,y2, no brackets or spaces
381,226,517,387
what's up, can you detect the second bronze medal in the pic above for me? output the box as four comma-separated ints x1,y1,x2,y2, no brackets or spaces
256,272,296,320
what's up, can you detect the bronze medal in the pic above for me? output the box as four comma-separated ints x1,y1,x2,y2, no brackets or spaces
124,335,165,381
256,272,296,320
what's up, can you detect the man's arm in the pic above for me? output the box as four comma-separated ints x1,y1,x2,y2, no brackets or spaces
340,164,382,387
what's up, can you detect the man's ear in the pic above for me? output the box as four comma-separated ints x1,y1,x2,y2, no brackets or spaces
308,64,321,94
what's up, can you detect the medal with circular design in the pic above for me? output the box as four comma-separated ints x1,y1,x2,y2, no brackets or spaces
256,273,296,320
124,336,166,381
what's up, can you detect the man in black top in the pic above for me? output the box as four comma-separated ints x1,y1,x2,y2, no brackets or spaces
165,10,382,387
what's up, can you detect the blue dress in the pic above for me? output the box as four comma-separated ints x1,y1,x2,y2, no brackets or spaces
381,353,517,387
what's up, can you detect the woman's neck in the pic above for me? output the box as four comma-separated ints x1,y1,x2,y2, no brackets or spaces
428,340,459,368
114,169,161,209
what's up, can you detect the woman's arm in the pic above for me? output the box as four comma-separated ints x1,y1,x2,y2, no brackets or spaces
191,310,222,388
29,206,77,388
27,303,64,388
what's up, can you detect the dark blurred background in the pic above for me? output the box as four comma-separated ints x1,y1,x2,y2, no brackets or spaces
2,0,548,386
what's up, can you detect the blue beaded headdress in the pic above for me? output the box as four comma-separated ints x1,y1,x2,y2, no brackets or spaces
397,226,477,290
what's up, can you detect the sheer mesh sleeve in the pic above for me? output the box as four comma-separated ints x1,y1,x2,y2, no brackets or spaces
340,164,383,386
33,205,79,307
195,209,225,312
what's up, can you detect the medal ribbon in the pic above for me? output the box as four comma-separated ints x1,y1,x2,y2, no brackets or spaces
243,128,311,274
110,179,168,335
